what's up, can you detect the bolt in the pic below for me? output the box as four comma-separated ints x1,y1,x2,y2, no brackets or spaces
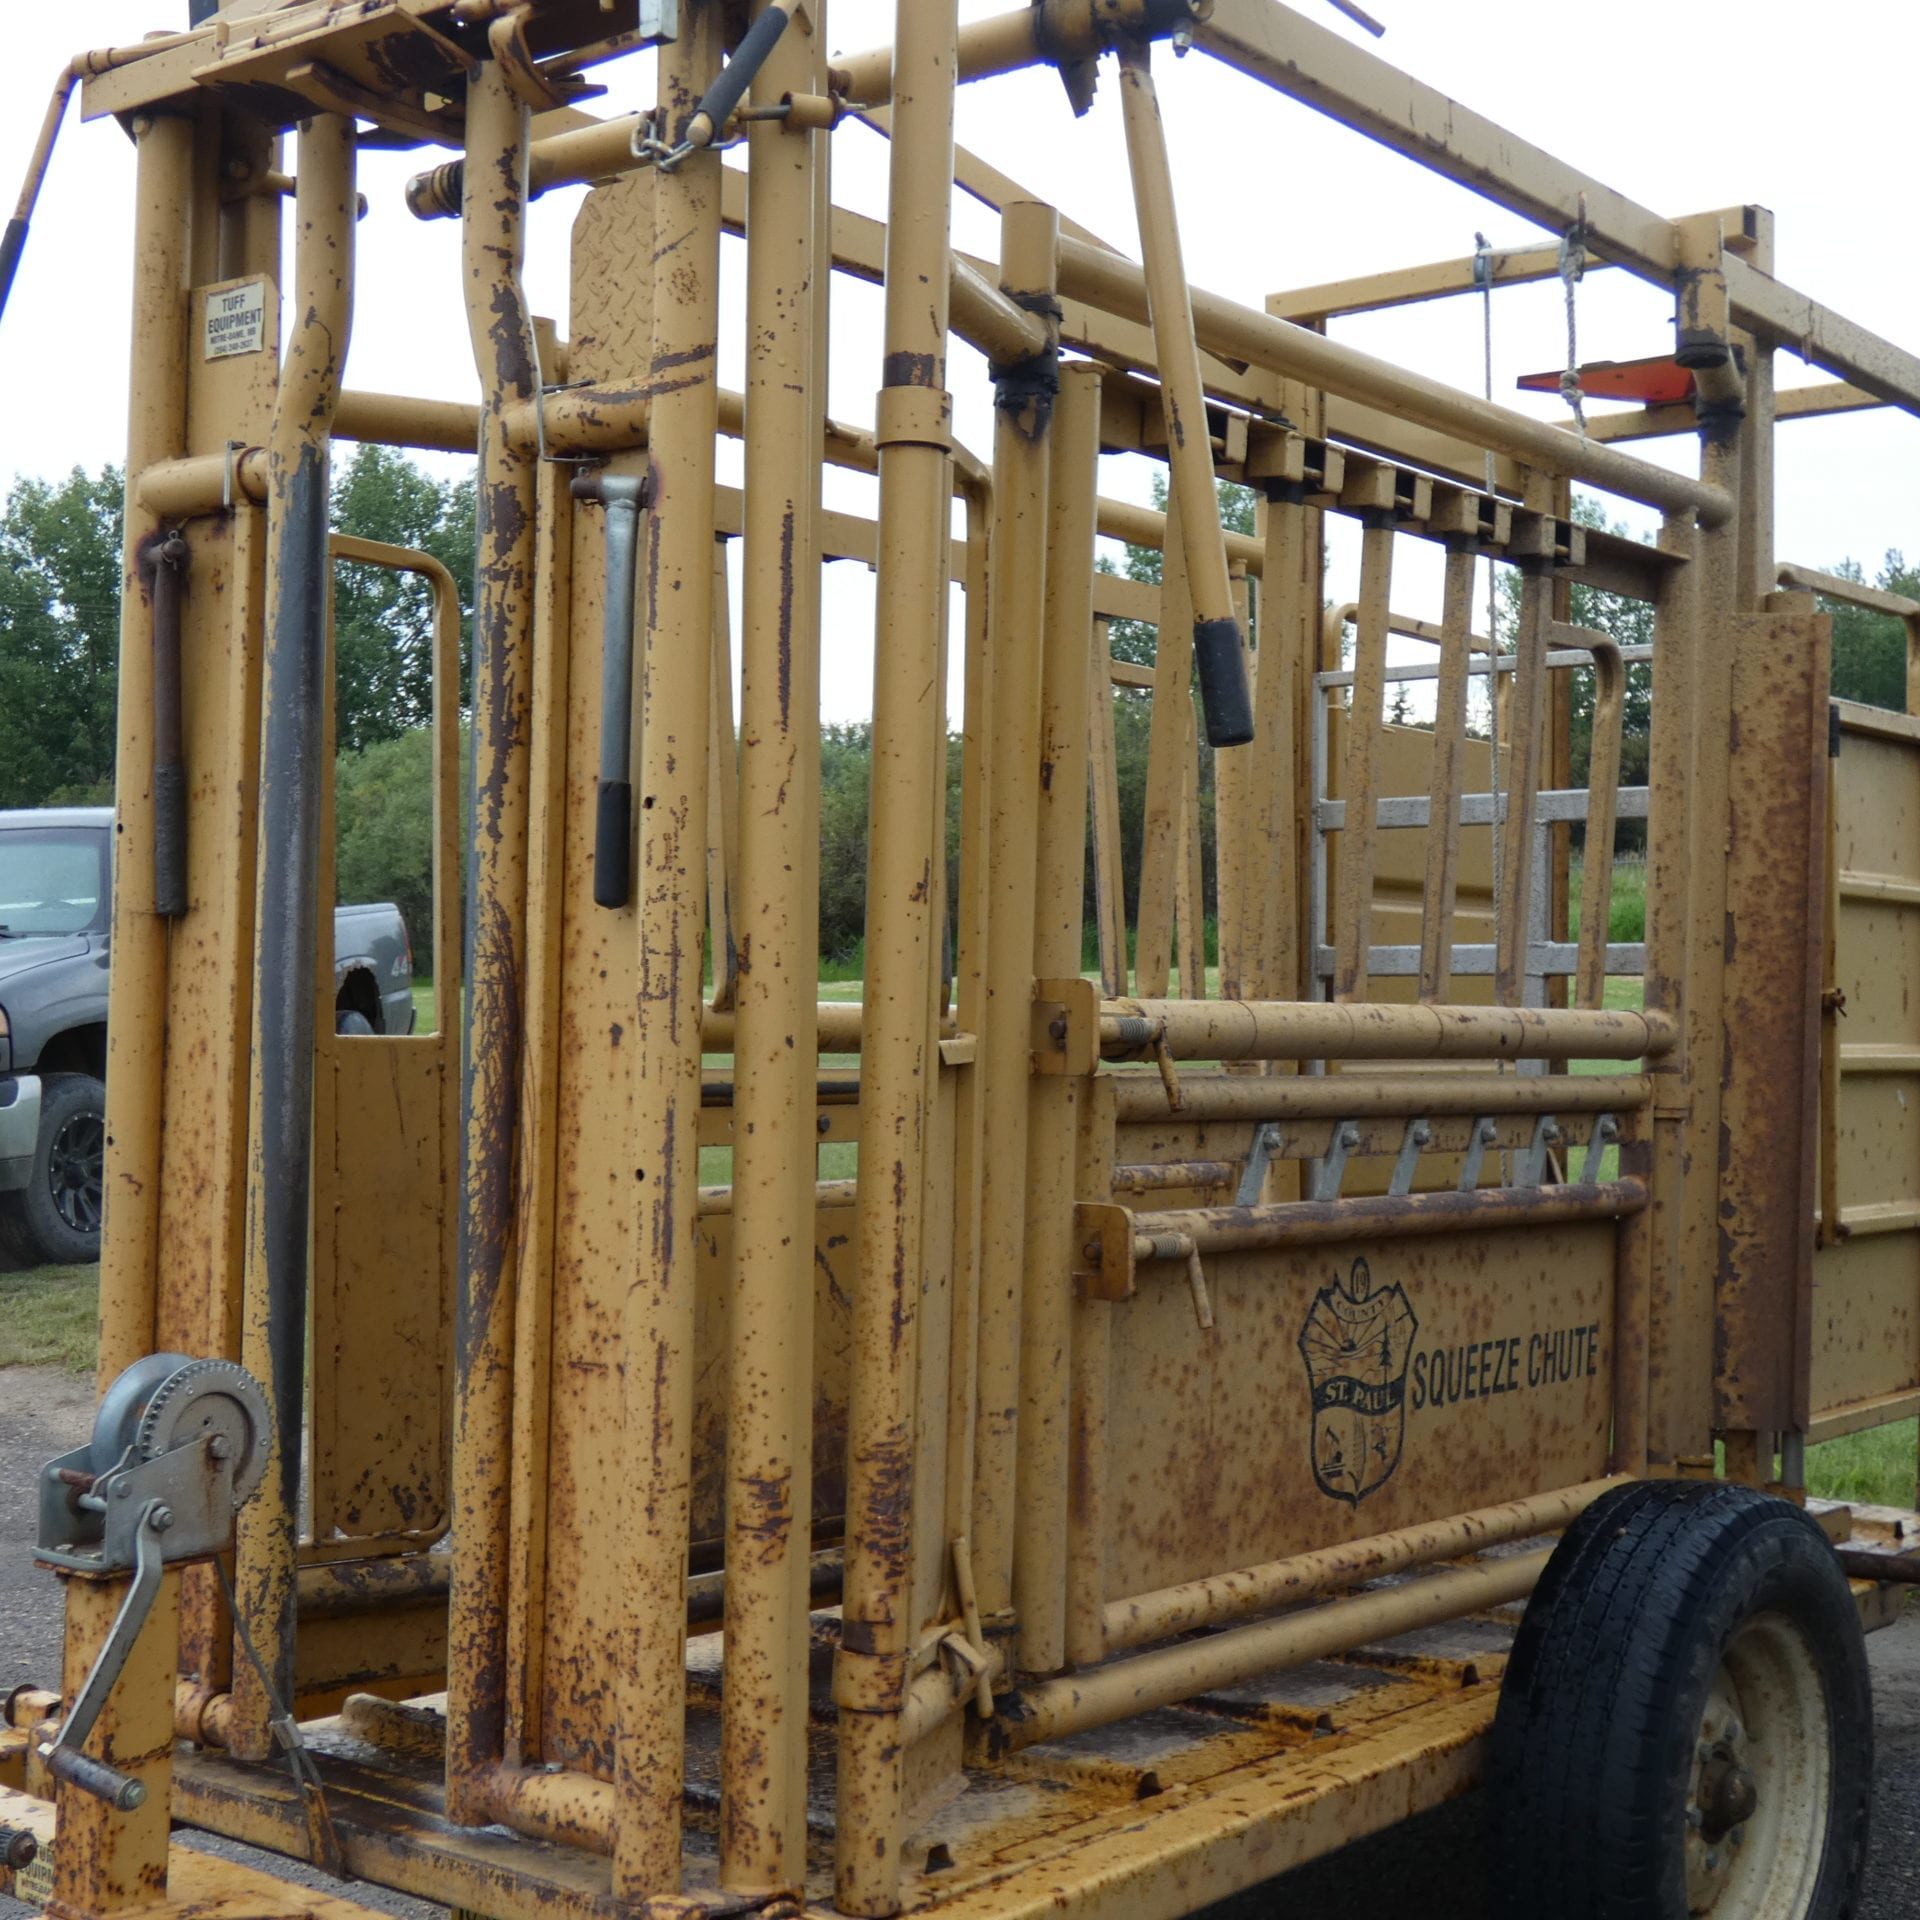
1686,1806,1704,1829
1705,1850,1719,1873
1724,1717,1742,1744
816,1114,831,1135
1171,25,1194,53
149,1506,174,1533
208,1434,231,1461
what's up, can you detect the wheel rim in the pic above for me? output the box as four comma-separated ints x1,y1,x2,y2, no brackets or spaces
48,1108,104,1236
1684,1610,1831,1918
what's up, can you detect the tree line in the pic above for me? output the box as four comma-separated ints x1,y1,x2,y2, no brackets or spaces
2,453,1912,970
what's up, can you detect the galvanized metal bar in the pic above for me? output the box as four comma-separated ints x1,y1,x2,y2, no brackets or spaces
232,109,355,1752
720,0,825,1881
705,542,739,1008
445,58,539,1826
834,0,959,1903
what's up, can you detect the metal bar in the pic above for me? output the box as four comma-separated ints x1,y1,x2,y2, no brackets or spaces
972,198,1058,1642
1418,547,1475,1002
1559,630,1626,1009
998,1548,1551,1755
705,543,739,1009
1494,569,1550,1003
1110,1071,1650,1125
616,6,726,1892
1126,1178,1645,1262
1332,520,1392,1000
146,532,190,917
1312,939,1647,980
1584,380,1881,445
1087,617,1130,995
1175,717,1207,998
445,58,538,1828
1267,241,1569,323
834,0,958,1902
1102,998,1672,1063
1317,789,1650,831
233,110,355,1752
1105,1477,1621,1651
1055,236,1733,524
1117,41,1252,748
719,0,825,1880
1315,642,1656,691
1133,480,1191,998
1015,361,1099,1677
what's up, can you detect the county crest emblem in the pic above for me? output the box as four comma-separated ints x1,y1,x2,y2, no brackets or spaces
1296,1257,1418,1505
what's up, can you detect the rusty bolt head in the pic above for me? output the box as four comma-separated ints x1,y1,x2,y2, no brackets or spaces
208,1434,231,1461
149,1506,174,1533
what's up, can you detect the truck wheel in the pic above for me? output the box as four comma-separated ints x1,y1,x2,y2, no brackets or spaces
335,1009,375,1037
17,1073,107,1267
1491,1478,1871,1920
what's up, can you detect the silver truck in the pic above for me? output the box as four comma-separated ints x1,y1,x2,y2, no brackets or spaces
0,807,413,1267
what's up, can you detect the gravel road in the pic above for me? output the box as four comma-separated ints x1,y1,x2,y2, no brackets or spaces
4,1364,1917,1918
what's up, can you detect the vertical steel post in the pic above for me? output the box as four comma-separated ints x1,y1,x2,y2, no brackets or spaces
1494,566,1551,1006
970,199,1058,1637
1332,519,1392,1002
1134,485,1191,998
722,0,824,1889
447,59,539,1822
1014,358,1097,1676
616,5,724,1894
232,111,355,1745
1419,545,1476,1003
834,0,957,1906
96,111,194,1388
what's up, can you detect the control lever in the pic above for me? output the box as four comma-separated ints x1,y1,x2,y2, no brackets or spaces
571,471,651,908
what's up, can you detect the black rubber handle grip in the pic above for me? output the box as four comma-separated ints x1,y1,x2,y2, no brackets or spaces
594,779,632,910
1193,616,1254,748
46,1745,146,1812
153,763,188,918
689,3,791,142
0,218,27,328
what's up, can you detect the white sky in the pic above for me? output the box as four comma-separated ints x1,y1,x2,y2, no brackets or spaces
3,0,1916,722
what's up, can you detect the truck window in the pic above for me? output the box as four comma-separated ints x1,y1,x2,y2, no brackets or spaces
0,827,106,937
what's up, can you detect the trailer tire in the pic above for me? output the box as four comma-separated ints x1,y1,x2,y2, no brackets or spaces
1491,1478,1871,1920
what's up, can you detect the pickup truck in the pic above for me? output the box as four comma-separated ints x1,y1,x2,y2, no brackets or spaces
0,807,413,1267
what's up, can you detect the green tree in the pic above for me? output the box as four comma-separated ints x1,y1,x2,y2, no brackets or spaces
0,466,124,807
1822,552,1917,710
329,445,476,750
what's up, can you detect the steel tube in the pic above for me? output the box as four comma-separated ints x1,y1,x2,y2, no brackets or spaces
1116,43,1252,748
834,0,958,1904
1106,1477,1621,1651
613,7,727,1895
1101,998,1674,1062
972,199,1059,1643
1332,521,1392,998
1126,1178,1647,1260
571,475,645,909
1110,1068,1650,1123
1015,360,1099,1677
1418,547,1476,1002
1132,478,1192,997
1494,568,1550,1002
998,1548,1551,1753
232,111,355,1750
1055,235,1734,525
446,58,540,1826
721,0,826,1886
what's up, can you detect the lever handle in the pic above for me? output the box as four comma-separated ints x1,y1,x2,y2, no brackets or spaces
44,1745,145,1812
1192,617,1254,748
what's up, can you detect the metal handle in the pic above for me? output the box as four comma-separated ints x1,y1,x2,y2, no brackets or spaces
684,3,793,150
38,1498,166,1808
148,531,190,917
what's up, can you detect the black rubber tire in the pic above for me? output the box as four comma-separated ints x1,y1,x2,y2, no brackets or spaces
1491,1478,1872,1920
16,1073,106,1267
334,1009,375,1037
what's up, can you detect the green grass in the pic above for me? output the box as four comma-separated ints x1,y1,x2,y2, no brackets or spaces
1806,1420,1918,1508
411,979,436,1030
0,1263,99,1371
1567,856,1647,945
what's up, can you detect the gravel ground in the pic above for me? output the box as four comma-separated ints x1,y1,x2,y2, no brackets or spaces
5,1363,1918,1918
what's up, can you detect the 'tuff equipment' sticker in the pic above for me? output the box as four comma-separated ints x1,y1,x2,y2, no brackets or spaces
204,279,267,359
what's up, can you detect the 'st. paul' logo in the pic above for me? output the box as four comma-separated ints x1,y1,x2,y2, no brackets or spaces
1296,1257,1417,1506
